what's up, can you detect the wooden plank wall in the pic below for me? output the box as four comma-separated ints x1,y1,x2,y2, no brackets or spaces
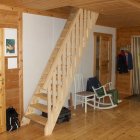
5,57,20,113
0,9,23,121
116,27,140,98
0,9,19,28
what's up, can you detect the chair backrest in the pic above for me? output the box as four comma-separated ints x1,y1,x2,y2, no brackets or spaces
87,76,105,97
74,74,85,93
92,86,105,98
86,76,101,91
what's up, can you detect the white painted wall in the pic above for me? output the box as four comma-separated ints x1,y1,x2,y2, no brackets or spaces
23,13,66,112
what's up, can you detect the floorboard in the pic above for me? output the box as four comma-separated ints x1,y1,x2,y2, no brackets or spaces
1,99,140,140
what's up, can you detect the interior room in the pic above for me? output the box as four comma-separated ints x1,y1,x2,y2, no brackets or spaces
0,0,140,139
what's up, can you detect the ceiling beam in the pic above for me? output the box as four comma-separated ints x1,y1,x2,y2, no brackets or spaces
19,0,70,10
0,3,69,19
23,8,69,19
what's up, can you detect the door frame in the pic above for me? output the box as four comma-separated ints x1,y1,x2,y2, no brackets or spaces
93,32,112,83
0,29,6,132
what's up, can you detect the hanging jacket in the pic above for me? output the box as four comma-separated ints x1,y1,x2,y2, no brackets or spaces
117,50,128,73
127,52,133,70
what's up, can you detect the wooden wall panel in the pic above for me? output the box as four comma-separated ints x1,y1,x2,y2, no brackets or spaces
0,9,23,124
5,57,20,114
0,6,23,133
116,27,140,98
0,10,18,28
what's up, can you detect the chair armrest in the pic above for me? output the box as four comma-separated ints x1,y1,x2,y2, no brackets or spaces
93,85,104,90
104,82,112,87
104,82,112,90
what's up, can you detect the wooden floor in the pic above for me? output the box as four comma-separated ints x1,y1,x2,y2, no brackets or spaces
1,99,140,140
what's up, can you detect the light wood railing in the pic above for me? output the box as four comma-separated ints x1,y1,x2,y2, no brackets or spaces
44,9,98,135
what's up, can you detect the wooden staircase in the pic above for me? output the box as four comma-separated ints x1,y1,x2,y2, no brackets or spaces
22,8,98,136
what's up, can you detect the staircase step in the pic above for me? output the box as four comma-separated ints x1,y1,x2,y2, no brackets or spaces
30,103,48,113
35,93,47,100
25,113,47,126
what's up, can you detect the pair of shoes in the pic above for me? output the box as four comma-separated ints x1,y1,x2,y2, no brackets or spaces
118,100,122,103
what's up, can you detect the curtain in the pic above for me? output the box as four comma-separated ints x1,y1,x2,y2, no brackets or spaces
132,37,140,95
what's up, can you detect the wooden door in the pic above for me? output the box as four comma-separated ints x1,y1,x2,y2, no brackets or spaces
94,33,112,85
0,29,6,133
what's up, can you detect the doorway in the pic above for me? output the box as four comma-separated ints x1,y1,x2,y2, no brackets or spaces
94,33,112,85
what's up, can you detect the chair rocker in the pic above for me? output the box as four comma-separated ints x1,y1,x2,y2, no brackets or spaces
87,77,120,109
92,85,117,109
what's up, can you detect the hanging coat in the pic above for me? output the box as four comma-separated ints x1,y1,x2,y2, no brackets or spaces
117,50,128,73
127,52,133,70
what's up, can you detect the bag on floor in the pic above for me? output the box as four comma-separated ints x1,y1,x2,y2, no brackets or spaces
6,107,20,131
57,107,71,124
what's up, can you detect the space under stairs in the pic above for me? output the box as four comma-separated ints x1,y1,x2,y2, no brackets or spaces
22,8,98,136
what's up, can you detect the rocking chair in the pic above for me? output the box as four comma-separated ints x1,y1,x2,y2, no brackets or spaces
87,77,120,109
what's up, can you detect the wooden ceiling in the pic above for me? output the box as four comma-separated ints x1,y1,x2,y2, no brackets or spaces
1,0,140,28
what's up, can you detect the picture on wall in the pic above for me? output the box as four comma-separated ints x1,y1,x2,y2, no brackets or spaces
6,39,15,54
4,28,17,56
